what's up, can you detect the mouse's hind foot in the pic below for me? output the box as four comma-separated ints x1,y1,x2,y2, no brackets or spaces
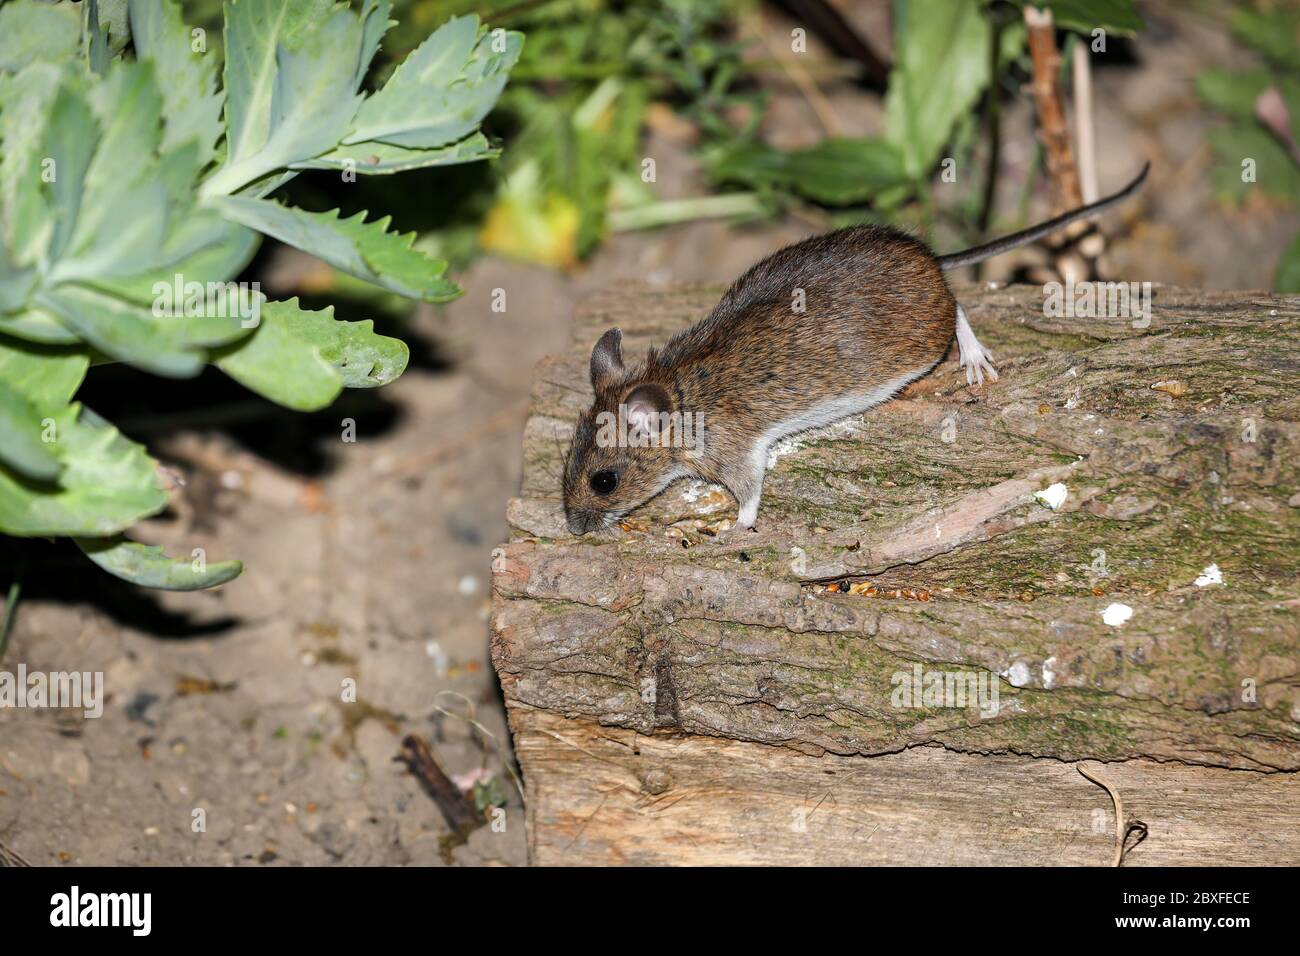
955,305,999,385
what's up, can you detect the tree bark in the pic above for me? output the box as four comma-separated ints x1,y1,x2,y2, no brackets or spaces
491,281,1300,865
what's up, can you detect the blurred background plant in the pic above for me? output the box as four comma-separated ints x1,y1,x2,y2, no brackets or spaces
221,0,1161,292
1195,3,1300,291
454,0,1145,264
178,0,1300,293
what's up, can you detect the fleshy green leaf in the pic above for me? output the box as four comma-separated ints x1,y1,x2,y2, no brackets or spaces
203,0,363,197
0,309,81,346
885,0,991,180
355,0,394,88
89,220,260,307
0,335,90,412
220,0,334,164
128,0,224,169
0,405,165,536
0,243,37,312
96,0,132,56
215,298,409,411
214,196,460,301
75,536,243,590
293,131,499,174
0,0,83,71
50,61,172,284
83,0,112,76
345,15,522,149
38,284,253,378
0,62,62,268
0,379,61,481
41,83,99,264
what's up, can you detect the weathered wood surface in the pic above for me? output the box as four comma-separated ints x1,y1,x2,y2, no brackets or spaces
491,281,1300,864
514,709,1300,866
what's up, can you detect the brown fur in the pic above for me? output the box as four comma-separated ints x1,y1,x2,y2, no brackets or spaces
563,225,956,534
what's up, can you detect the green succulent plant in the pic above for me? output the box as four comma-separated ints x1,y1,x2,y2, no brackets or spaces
0,0,520,590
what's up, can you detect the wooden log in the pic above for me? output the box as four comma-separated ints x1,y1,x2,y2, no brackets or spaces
491,281,1300,865
512,709,1300,866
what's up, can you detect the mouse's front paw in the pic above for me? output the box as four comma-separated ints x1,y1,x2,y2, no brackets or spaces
711,520,757,544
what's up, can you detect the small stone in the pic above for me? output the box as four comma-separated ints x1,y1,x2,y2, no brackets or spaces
641,769,672,795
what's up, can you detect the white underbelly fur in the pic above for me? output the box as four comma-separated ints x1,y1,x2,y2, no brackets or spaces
753,367,933,469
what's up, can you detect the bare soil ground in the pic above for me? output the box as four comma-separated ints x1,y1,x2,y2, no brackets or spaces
1,2,1294,866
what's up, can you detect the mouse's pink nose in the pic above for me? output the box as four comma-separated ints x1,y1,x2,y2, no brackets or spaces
566,511,601,535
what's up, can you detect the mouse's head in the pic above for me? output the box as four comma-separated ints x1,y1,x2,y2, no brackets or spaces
562,328,688,535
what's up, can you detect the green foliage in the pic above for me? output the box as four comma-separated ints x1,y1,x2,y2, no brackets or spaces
1276,232,1300,294
1195,5,1300,292
0,0,520,589
885,0,992,182
76,536,244,589
213,299,409,411
1003,0,1143,36
699,0,1134,221
707,138,910,205
468,0,753,266
1229,6,1300,71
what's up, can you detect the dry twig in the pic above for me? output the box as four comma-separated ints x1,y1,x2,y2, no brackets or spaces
1078,762,1149,867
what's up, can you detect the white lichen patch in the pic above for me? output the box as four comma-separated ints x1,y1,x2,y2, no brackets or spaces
1042,656,1057,689
1194,563,1224,587
1034,482,1068,510
1101,603,1133,627
1005,661,1032,687
679,480,727,513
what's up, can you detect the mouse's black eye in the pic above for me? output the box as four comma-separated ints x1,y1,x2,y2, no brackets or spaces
589,470,618,495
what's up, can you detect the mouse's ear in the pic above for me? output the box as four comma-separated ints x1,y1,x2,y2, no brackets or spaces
624,383,671,441
590,328,624,391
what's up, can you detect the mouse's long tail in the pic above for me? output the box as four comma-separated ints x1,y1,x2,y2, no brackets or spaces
936,162,1149,271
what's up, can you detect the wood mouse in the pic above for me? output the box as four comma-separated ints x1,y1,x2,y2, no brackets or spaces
563,163,1149,536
